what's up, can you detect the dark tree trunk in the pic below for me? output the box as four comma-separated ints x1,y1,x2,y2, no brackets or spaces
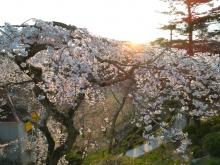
193,116,201,128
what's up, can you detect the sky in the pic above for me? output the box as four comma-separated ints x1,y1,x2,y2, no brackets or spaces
1,0,170,43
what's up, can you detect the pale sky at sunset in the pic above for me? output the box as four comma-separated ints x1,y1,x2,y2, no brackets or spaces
1,0,170,43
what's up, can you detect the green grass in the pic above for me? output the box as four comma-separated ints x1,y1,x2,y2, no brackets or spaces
82,142,189,165
82,141,220,165
82,148,108,165
82,148,142,165
191,157,220,165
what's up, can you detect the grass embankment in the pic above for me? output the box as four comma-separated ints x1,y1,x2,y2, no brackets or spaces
137,142,188,165
82,148,108,164
83,143,220,165
83,147,142,165
82,143,187,165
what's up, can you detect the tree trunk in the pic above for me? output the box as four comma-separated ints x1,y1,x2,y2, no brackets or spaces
193,116,201,128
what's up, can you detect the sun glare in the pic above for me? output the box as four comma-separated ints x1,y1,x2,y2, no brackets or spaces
0,0,168,44
114,1,168,44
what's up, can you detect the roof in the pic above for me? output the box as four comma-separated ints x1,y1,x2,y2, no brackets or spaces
0,104,29,122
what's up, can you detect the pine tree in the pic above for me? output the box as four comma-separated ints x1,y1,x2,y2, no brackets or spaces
158,0,220,55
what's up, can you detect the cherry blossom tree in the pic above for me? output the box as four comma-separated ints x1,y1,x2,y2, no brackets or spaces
0,19,220,164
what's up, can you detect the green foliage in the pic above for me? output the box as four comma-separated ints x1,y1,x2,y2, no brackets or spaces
126,126,143,136
191,157,220,165
209,115,220,125
138,150,188,165
65,150,83,165
144,151,162,162
159,143,166,149
95,156,141,165
207,159,219,165
166,116,172,123
82,148,108,165
119,126,145,152
210,124,220,132
188,134,199,145
75,150,83,155
203,132,220,157
197,121,213,138
192,145,204,158
182,125,197,135
198,115,220,137
27,161,35,165
121,134,144,151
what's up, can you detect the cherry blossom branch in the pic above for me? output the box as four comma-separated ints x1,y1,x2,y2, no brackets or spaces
109,88,121,104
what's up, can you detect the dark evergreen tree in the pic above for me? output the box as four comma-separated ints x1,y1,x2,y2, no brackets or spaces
158,0,220,55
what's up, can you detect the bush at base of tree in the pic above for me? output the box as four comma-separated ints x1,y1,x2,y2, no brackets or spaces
203,132,220,157
210,124,220,132
188,134,199,145
182,125,197,135
65,150,83,165
192,145,204,158
197,122,213,138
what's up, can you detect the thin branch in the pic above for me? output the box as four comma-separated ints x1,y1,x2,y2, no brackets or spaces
95,56,136,82
108,82,131,154
87,65,137,87
109,88,120,104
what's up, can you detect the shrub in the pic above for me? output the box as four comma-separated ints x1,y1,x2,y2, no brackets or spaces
209,115,220,125
126,126,144,137
97,156,141,165
192,145,204,158
182,125,197,135
210,124,220,132
203,132,220,157
27,161,35,165
75,150,83,155
188,134,199,145
207,159,219,165
65,150,83,165
121,128,145,150
127,126,138,134
197,122,213,138
159,143,166,149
